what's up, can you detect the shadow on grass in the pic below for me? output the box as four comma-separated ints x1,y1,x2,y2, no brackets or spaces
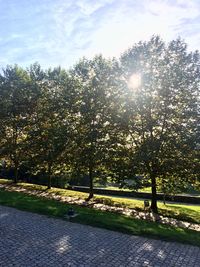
159,204,200,224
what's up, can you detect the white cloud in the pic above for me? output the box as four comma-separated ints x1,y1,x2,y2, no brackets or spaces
76,0,114,15
1,0,200,68
80,0,200,59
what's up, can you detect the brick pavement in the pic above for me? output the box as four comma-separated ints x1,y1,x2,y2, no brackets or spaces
0,205,199,267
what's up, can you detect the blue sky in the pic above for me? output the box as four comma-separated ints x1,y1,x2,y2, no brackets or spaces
0,0,200,69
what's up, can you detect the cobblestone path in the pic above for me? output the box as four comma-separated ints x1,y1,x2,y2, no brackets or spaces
0,205,199,267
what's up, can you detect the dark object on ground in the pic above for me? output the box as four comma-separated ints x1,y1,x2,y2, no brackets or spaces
66,207,78,220
144,200,150,211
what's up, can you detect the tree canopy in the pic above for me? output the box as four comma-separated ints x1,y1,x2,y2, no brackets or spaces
0,36,199,212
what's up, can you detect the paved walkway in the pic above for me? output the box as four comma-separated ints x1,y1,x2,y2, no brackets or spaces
0,206,199,267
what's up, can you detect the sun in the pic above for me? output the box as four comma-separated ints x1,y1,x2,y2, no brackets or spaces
128,73,141,90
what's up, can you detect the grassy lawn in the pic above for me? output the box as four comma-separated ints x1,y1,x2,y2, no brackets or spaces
0,179,199,224
139,187,152,193
0,188,200,247
76,184,200,196
96,185,132,192
105,195,200,224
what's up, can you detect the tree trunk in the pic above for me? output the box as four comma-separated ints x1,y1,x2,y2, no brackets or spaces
13,158,19,183
150,173,158,213
14,166,18,184
47,162,52,189
47,175,52,189
87,166,93,200
163,193,166,205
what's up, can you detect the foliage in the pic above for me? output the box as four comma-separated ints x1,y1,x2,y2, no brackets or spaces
119,36,200,211
0,36,199,209
0,65,40,182
27,67,76,188
71,55,121,198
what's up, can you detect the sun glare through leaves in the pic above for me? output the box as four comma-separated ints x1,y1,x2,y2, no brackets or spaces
128,73,142,90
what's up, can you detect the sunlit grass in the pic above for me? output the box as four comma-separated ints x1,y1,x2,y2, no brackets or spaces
95,185,132,191
0,178,13,184
139,186,152,193
159,203,200,224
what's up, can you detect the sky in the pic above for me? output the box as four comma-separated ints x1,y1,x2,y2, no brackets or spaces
0,0,200,69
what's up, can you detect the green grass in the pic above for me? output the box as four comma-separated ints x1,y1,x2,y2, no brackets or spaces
103,195,200,224
0,188,200,247
139,186,152,193
0,178,13,184
159,204,200,224
1,179,200,224
96,185,132,191
139,186,200,196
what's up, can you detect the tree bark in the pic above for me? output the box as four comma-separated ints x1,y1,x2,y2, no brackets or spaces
14,166,18,184
47,162,52,189
87,166,94,200
150,173,158,213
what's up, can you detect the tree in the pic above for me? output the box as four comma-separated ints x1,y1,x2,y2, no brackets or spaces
72,55,120,199
120,36,200,212
0,65,39,183
27,67,77,189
